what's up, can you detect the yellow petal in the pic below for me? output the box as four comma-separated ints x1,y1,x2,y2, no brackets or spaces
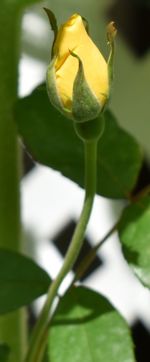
53,14,109,110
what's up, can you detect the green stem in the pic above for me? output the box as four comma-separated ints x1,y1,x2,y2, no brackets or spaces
0,5,26,362
25,140,98,362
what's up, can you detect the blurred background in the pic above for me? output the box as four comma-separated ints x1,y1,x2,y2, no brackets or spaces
19,1,150,360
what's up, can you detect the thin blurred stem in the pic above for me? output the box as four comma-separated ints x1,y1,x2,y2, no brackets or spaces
0,5,26,362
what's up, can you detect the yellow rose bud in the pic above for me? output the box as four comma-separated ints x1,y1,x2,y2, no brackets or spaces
53,14,109,111
46,13,111,122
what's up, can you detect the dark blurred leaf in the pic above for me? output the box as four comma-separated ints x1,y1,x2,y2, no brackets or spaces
49,286,135,362
15,84,143,199
131,320,150,362
0,249,51,314
119,196,150,287
108,0,150,57
131,158,150,197
0,344,10,362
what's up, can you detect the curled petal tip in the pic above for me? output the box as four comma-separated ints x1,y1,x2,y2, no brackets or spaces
69,49,79,60
107,21,117,43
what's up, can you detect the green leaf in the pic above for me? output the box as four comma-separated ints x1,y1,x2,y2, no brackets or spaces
119,195,150,288
97,111,143,198
49,286,135,362
15,84,143,199
0,249,51,314
0,344,10,362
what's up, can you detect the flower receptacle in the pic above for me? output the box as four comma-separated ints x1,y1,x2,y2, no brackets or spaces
74,115,105,142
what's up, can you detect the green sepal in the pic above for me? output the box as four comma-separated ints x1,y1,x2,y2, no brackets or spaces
71,51,101,123
44,8,58,58
46,57,72,119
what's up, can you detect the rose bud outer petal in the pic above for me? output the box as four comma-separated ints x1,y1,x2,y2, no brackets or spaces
46,57,72,119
